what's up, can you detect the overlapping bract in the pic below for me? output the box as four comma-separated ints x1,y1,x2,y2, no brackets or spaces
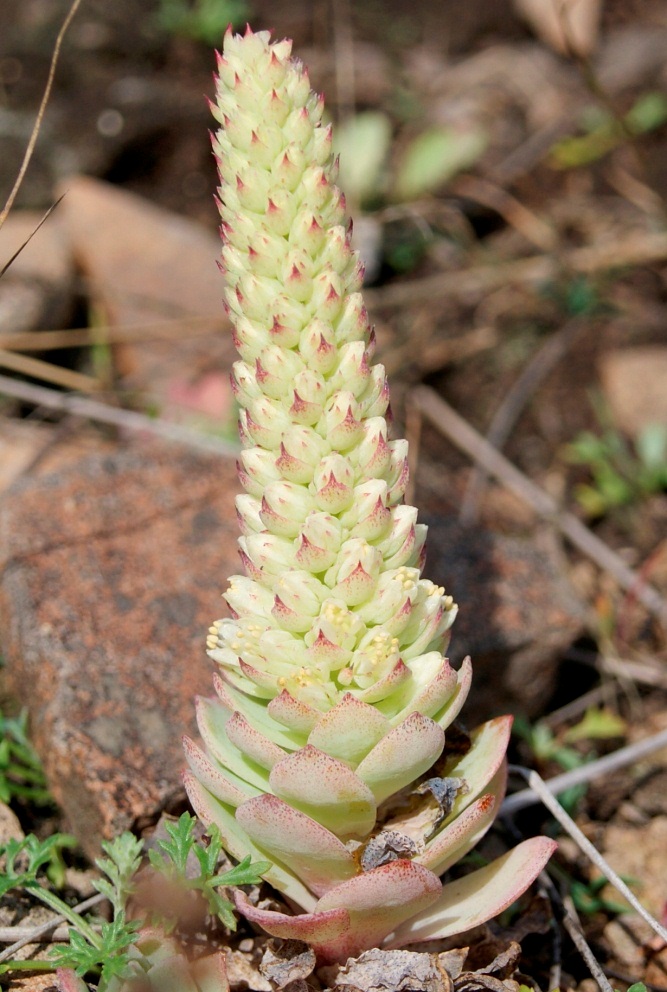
185,26,555,963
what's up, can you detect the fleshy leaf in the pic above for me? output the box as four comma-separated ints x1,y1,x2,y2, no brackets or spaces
307,693,390,765
269,745,377,838
355,712,445,804
236,793,357,895
388,837,558,946
314,859,442,961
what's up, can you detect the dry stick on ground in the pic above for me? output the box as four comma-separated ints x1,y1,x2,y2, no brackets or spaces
503,725,667,815
0,373,238,457
0,893,105,964
365,230,667,310
507,763,667,946
0,348,99,394
0,316,227,353
0,0,83,231
411,386,667,628
459,317,587,525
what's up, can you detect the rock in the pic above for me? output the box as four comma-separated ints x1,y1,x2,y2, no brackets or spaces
0,210,74,333
601,816,667,917
0,417,117,496
425,517,585,719
6,977,59,991
0,443,240,859
598,346,667,436
0,799,24,844
56,176,234,405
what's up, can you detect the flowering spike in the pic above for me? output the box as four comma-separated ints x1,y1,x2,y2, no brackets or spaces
189,28,555,962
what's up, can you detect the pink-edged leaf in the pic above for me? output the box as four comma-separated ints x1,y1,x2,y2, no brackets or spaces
183,735,258,807
440,716,512,824
377,653,443,720
213,673,302,750
355,712,445,804
269,745,376,838
417,764,507,876
57,970,89,992
196,697,270,792
388,836,558,946
225,712,285,769
193,952,230,992
234,889,350,944
236,793,357,896
393,657,458,723
314,859,442,962
432,655,472,730
307,693,390,766
357,659,411,703
268,689,320,734
185,771,317,912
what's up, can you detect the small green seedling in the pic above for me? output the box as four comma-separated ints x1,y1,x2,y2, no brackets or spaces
564,422,667,518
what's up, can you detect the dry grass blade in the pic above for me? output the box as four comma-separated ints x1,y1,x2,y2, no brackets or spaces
0,316,226,353
507,763,667,945
0,0,83,232
0,348,99,393
0,372,237,456
460,318,587,525
411,385,667,628
0,194,66,279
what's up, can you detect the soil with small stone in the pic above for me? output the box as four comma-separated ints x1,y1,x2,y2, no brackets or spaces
1,1,667,991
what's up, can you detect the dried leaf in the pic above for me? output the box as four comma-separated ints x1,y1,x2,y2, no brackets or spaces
260,939,316,989
416,779,468,829
360,830,421,871
335,948,452,992
226,948,272,991
477,942,521,979
455,975,519,992
513,0,602,57
437,948,468,981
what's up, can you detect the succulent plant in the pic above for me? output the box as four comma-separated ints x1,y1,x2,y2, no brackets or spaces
184,26,556,964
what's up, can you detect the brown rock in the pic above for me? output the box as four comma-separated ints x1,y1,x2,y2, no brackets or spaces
0,444,240,858
426,517,585,719
599,346,667,436
57,176,234,401
601,816,667,917
0,418,118,497
0,210,74,333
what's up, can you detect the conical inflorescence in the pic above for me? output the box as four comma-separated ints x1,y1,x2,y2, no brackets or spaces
185,26,555,964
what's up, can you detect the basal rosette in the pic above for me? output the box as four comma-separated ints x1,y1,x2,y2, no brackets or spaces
185,26,555,963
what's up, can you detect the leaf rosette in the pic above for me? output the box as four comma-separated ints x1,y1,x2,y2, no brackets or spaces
185,26,555,963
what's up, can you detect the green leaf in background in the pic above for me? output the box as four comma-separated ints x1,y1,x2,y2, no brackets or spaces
563,707,627,744
334,111,392,208
392,125,487,202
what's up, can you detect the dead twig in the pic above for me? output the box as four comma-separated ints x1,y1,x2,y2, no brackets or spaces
451,175,556,252
0,893,105,964
411,386,667,629
0,0,83,231
506,762,667,945
0,195,66,279
0,373,238,457
0,348,99,394
0,315,227,354
502,726,667,815
365,231,667,310
560,893,615,992
459,318,587,525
